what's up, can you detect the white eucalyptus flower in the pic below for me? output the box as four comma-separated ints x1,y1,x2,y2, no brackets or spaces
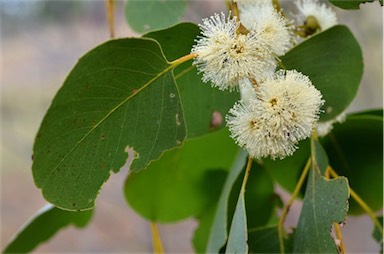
240,3,292,56
226,70,324,159
191,12,274,91
316,111,346,137
295,0,338,32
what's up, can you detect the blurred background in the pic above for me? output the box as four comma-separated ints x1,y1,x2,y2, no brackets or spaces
1,0,382,252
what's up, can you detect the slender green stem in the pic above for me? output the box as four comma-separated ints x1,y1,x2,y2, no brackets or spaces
105,0,115,38
276,57,287,71
277,158,311,254
272,0,283,14
230,1,249,34
333,222,346,254
328,166,383,235
150,222,164,254
242,156,254,191
231,1,240,19
169,53,197,67
225,0,232,11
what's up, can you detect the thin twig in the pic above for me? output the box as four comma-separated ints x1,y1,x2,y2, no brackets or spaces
169,53,197,66
333,222,346,254
277,158,311,254
150,222,164,254
105,0,115,38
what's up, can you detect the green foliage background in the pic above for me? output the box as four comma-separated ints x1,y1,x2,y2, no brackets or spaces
1,0,382,253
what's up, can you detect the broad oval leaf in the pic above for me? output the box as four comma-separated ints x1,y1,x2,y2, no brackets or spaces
245,163,277,229
248,225,294,253
281,25,363,121
33,38,186,210
321,112,383,214
125,0,186,33
3,204,92,253
328,0,376,9
263,139,310,194
144,23,239,137
193,204,218,253
293,140,350,253
124,128,238,222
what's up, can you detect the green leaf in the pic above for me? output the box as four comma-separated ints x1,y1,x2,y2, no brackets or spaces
293,140,350,253
263,139,310,194
352,108,383,117
281,25,363,122
33,38,186,211
206,150,248,253
144,23,198,62
3,205,92,253
321,113,383,214
248,225,294,253
225,187,248,254
124,0,186,33
245,163,277,229
144,23,239,137
193,162,276,253
124,128,238,222
328,0,375,9
372,216,383,252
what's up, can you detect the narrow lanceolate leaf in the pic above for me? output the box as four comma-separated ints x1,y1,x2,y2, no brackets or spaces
124,128,238,222
225,191,248,254
144,23,239,137
293,140,350,253
328,0,375,9
321,112,383,214
281,25,363,121
3,204,92,253
206,150,248,253
33,38,186,210
125,0,186,33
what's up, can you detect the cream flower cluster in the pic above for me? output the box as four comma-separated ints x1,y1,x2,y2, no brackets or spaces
227,70,324,159
191,0,294,90
190,1,336,159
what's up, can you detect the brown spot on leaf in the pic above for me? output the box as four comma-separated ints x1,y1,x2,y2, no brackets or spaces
210,111,223,129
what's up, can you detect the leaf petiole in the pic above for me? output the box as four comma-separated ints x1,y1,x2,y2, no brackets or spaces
169,53,197,67
150,222,164,254
105,0,115,38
